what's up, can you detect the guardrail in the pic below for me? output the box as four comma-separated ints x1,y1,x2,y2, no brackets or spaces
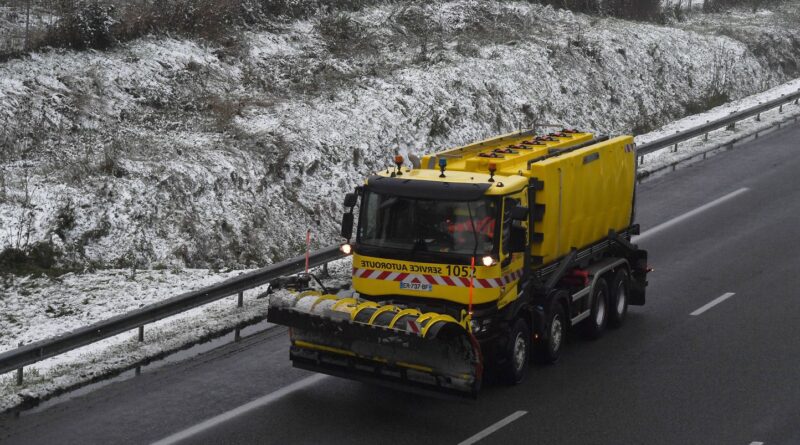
1,87,799,386
0,245,346,378
636,90,800,158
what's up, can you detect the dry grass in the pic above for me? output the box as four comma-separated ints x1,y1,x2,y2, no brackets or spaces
5,0,398,56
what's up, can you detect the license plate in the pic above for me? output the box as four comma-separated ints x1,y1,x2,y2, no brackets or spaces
400,278,432,292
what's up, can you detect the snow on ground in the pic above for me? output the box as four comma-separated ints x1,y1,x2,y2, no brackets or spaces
636,78,800,145
636,78,800,172
0,268,249,349
1,1,799,270
0,255,353,412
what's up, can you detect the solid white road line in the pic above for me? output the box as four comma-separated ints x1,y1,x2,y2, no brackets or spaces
457,410,528,445
633,187,750,243
749,442,764,445
151,373,328,445
691,292,736,316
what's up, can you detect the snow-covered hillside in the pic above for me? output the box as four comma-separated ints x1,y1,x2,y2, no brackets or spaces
1,1,799,271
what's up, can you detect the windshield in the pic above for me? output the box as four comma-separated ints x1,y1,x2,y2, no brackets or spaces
358,191,498,255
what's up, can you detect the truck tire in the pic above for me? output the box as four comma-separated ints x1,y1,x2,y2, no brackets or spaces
582,277,609,340
501,317,530,385
533,296,566,365
608,268,630,328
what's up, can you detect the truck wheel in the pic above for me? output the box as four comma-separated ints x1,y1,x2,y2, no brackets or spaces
582,277,609,340
608,268,630,328
501,318,530,385
533,297,566,364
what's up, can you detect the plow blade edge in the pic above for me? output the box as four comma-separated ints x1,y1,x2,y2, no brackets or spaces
268,293,482,399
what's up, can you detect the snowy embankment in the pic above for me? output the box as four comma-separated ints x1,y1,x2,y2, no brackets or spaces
1,1,799,270
636,77,800,172
1,76,798,413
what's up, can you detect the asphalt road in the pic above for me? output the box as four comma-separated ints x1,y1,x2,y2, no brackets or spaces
2,122,800,445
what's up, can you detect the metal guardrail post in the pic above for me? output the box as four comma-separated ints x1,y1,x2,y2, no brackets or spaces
16,342,23,386
237,291,243,308
234,328,241,342
138,326,144,342
779,104,783,113
756,113,761,122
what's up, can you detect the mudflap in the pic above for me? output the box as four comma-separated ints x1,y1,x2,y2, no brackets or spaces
268,298,483,399
630,248,648,306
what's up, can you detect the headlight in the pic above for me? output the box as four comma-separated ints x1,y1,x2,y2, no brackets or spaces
481,255,495,267
340,243,352,255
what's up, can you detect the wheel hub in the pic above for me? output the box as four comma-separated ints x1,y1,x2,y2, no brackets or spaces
617,284,626,314
551,317,563,351
513,333,526,372
596,293,606,325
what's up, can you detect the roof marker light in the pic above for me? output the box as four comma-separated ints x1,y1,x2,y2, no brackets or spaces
394,155,404,176
438,158,447,178
488,162,497,183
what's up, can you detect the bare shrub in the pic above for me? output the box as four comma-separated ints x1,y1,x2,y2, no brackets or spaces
207,95,242,131
703,0,781,12
683,90,730,115
98,140,126,177
316,12,374,55
54,200,76,242
205,94,273,131
39,1,117,50
536,0,601,14
535,0,662,20
116,0,247,43
608,0,662,20
455,39,480,58
10,0,398,56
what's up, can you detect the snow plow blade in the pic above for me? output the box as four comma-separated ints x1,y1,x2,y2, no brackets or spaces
268,292,482,399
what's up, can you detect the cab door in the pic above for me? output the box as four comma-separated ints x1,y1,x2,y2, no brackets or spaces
496,188,528,308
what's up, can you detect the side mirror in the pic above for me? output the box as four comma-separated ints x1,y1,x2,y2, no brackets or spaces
510,205,529,221
343,193,358,208
341,213,354,240
509,226,526,253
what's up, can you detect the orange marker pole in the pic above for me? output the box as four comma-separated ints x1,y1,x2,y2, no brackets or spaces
468,256,475,316
305,229,311,274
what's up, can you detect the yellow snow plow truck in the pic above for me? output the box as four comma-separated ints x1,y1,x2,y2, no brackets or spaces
268,129,649,399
